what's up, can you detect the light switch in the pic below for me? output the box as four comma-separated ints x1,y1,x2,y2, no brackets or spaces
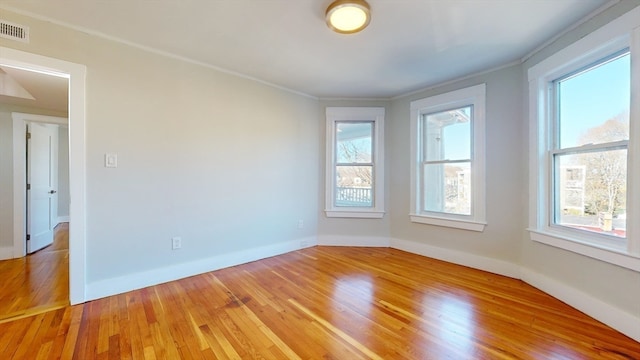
105,153,118,168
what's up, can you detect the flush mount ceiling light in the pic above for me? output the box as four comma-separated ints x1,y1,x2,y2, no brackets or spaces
326,0,371,34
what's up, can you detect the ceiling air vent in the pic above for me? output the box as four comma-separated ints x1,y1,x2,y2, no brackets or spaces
0,20,29,43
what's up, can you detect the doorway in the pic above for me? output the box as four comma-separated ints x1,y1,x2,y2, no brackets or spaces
13,114,69,254
1,46,87,305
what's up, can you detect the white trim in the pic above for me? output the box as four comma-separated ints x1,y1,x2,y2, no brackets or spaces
392,60,520,101
325,107,385,218
76,227,638,342
11,113,68,259
325,211,384,219
390,238,520,278
12,113,67,125
317,235,390,247
0,4,317,101
0,246,13,260
410,214,486,232
392,237,639,342
520,0,621,62
57,216,70,224
85,236,317,301
521,267,640,342
527,6,639,81
1,47,87,305
529,230,640,271
409,84,486,229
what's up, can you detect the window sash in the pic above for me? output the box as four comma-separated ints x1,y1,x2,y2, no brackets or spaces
334,165,374,208
333,120,375,208
419,110,474,216
325,107,385,218
420,161,472,216
550,147,628,237
548,51,630,241
335,120,374,164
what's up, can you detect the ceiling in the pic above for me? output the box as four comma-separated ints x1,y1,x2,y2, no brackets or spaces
0,66,68,112
0,0,610,99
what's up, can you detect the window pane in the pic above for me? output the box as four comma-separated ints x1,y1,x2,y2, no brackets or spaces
423,162,471,215
336,165,372,207
423,107,471,161
555,149,627,238
557,52,630,148
336,122,372,163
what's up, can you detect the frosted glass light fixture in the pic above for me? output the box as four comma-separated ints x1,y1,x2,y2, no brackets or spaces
326,0,371,34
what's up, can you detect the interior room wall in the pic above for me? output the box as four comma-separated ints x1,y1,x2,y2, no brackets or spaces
519,0,640,318
0,110,14,256
387,64,524,274
57,125,69,221
0,10,321,294
0,106,68,259
1,2,638,340
317,99,391,245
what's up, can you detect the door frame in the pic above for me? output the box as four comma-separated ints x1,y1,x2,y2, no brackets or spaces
14,114,66,253
2,47,87,305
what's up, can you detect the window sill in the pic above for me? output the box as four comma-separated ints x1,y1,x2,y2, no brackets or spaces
410,214,486,232
325,210,385,219
528,229,640,272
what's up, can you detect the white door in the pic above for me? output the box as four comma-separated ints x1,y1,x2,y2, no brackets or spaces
27,122,58,253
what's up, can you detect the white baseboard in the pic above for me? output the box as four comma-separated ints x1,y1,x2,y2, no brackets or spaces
85,236,317,301
0,246,13,260
317,235,390,247
392,238,638,341
390,238,520,278
57,215,70,223
520,268,640,342
84,233,638,343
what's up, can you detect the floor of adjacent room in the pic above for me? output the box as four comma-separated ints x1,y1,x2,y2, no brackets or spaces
0,240,638,359
0,223,69,323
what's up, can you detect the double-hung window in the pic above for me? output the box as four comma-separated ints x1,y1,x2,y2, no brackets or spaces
325,107,385,218
528,6,639,269
410,84,486,231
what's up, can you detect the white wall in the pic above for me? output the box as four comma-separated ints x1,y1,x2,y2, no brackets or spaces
0,10,321,294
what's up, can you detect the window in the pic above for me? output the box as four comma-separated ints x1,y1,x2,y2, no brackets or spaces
528,7,639,270
553,51,629,240
325,107,384,218
410,84,486,231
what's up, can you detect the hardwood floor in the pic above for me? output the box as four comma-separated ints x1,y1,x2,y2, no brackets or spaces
1,246,638,359
0,223,69,322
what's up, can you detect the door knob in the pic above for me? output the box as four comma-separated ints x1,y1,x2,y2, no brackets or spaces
49,190,57,194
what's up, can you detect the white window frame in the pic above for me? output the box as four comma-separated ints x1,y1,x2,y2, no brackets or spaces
410,84,486,232
527,6,640,271
325,107,385,218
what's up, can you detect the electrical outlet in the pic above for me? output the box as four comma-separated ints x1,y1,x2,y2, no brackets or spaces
172,237,182,250
297,220,304,229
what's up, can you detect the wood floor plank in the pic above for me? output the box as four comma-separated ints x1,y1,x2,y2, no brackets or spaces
0,223,69,322
1,246,639,359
